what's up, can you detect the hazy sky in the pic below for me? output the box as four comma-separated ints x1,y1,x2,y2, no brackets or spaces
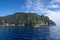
0,0,60,25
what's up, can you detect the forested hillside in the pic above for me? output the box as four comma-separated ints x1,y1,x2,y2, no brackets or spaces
0,12,56,26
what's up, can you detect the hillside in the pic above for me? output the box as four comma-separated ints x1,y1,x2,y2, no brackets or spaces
0,12,56,26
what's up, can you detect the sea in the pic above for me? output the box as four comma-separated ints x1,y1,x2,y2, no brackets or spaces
0,25,60,40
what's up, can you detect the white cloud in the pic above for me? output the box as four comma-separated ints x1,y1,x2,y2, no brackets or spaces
25,0,32,12
45,0,60,25
25,0,48,15
49,0,60,8
21,0,32,12
46,10,60,25
31,0,44,13
22,0,45,14
48,5,60,8
51,0,60,4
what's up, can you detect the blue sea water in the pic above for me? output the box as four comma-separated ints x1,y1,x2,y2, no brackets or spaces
0,26,59,40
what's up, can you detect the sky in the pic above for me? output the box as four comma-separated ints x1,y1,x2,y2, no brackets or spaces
0,0,60,25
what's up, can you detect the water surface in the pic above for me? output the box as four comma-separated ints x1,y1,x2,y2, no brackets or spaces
0,26,59,40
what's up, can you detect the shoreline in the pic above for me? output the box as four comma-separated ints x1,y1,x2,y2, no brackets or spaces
0,24,56,27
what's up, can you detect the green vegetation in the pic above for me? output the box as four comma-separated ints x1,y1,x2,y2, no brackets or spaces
0,12,56,26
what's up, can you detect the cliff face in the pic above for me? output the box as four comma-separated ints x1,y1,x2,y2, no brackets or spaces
0,12,56,26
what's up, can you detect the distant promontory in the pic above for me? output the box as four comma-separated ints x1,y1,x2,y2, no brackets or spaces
0,12,56,26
